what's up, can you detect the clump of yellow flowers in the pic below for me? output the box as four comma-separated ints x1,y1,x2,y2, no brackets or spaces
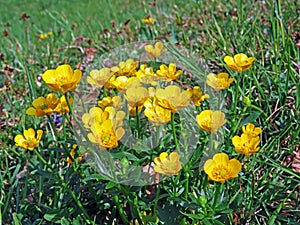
201,52,259,183
232,123,262,156
17,64,83,165
15,40,260,185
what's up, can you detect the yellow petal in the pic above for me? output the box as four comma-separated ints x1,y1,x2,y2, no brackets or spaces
14,134,25,143
36,130,43,141
42,69,57,83
26,107,37,116
24,128,35,140
56,64,73,77
212,153,229,167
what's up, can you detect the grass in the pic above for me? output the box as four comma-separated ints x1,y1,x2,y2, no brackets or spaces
0,0,299,224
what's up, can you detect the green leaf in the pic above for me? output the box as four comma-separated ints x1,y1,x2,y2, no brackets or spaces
111,151,139,161
57,217,70,225
241,111,262,126
12,213,22,225
44,213,58,222
106,181,117,189
180,211,205,220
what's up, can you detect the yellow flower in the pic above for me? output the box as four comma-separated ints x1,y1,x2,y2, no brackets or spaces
42,64,82,93
144,97,172,125
232,133,260,156
196,110,226,133
142,17,156,24
242,123,262,137
206,73,234,91
111,76,141,93
104,75,117,89
55,95,73,114
104,106,126,129
87,68,113,88
204,153,242,183
156,63,182,81
155,85,191,113
39,33,47,39
224,53,255,72
88,120,125,149
26,93,59,117
98,96,123,109
111,59,138,77
125,86,149,108
82,107,110,129
26,93,72,117
188,86,209,106
135,64,160,85
154,152,182,175
144,42,166,58
14,128,43,150
67,144,83,165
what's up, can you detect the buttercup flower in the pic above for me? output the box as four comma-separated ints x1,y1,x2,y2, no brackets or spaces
111,59,138,77
111,76,141,93
42,64,82,93
154,152,182,175
38,32,52,39
196,110,226,133
142,17,156,24
82,107,110,129
242,123,262,137
14,128,43,150
87,68,113,88
56,95,73,114
125,86,149,108
232,133,260,156
67,144,83,165
206,73,234,91
144,42,166,58
88,120,125,149
135,64,160,85
26,93,73,117
144,97,172,125
39,33,47,39
98,96,123,109
104,106,126,129
204,153,242,183
224,53,255,72
188,86,209,106
156,63,182,81
155,85,191,113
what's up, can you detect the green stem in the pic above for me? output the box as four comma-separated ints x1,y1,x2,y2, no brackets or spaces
212,182,223,209
248,104,268,117
231,106,248,136
113,195,129,225
34,149,92,223
233,72,241,121
184,165,189,199
62,113,67,140
171,113,179,150
136,106,141,138
64,92,88,139
153,185,160,215
128,194,144,225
